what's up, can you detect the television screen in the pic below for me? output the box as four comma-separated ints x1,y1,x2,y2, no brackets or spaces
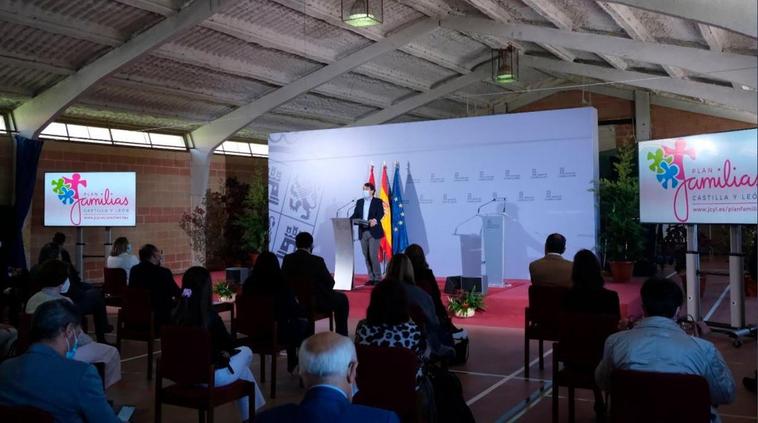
44,172,136,227
638,129,757,224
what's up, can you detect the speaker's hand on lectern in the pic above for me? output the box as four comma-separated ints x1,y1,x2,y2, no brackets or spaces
369,218,377,227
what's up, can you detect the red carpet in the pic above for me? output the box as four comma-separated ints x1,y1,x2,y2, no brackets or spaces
199,271,643,330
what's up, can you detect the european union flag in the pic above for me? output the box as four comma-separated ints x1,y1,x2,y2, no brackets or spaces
391,163,409,254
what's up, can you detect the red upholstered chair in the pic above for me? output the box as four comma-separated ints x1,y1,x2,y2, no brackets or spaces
552,312,618,423
233,295,285,398
116,288,157,379
102,267,128,307
155,326,256,423
287,278,333,333
524,285,569,377
610,369,711,423
353,345,419,422
0,404,54,423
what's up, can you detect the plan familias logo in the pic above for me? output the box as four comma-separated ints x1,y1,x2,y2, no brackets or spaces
646,139,695,189
50,173,129,225
51,173,87,205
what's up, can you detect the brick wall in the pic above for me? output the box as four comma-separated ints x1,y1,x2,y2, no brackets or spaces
27,140,265,281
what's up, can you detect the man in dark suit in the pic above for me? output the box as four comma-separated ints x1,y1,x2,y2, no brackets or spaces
282,232,349,336
0,299,120,422
350,182,385,285
257,332,399,423
128,244,180,328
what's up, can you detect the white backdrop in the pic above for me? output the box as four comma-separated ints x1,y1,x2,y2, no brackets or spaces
268,107,599,281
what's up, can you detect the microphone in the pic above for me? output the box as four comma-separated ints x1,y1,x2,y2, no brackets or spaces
336,199,357,217
477,197,497,215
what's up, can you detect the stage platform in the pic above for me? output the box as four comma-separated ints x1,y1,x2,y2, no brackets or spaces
200,272,643,330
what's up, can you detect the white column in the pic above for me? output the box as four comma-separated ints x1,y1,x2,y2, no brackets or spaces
634,90,651,141
189,147,212,265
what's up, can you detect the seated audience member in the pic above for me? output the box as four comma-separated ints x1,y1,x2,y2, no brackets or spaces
129,244,180,328
355,279,427,387
173,266,265,421
256,332,400,423
563,249,620,319
385,254,454,359
595,278,735,422
405,244,458,333
26,260,121,389
0,323,16,361
243,252,308,373
529,233,573,288
0,299,120,422
281,232,349,336
105,237,139,282
37,241,112,343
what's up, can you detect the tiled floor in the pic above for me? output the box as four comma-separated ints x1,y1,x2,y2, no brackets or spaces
103,265,756,422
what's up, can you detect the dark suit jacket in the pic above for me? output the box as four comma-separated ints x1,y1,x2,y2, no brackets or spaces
128,261,180,327
0,343,119,423
281,250,336,311
351,197,385,239
256,385,399,423
562,287,621,319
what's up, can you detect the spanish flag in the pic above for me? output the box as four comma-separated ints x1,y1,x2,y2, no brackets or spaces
378,163,392,262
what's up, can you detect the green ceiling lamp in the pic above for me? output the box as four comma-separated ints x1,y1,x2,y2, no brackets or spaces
342,0,383,28
492,46,519,84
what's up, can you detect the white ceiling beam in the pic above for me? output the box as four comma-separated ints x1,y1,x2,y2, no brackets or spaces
11,0,235,138
596,2,685,78
113,0,178,15
520,55,757,114
466,0,576,62
518,0,626,69
604,0,757,38
189,18,438,148
698,24,724,52
350,64,490,126
0,0,123,46
270,0,472,75
395,0,456,17
440,17,757,87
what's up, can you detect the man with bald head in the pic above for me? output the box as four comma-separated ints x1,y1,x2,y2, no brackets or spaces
257,332,399,423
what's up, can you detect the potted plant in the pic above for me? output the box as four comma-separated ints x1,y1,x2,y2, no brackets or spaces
238,174,269,264
178,190,227,269
447,289,485,318
595,143,646,282
213,281,236,303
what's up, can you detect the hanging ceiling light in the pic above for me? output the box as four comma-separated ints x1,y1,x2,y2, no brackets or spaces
492,46,519,84
342,0,383,28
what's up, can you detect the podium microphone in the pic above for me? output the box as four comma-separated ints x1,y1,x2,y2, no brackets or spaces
335,199,357,217
477,197,497,215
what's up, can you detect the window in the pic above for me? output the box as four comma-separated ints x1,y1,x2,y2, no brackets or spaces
40,122,187,150
215,140,269,158
0,115,6,133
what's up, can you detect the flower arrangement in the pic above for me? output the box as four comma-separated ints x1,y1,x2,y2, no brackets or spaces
447,289,485,318
213,281,235,302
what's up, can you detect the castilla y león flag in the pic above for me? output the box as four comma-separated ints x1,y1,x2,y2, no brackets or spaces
378,164,392,261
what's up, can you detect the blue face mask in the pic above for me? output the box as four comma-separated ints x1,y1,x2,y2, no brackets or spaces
126,244,132,254
65,331,79,359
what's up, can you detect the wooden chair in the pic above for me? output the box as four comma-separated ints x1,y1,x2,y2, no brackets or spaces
102,267,128,307
116,288,157,379
552,312,619,423
155,326,256,423
524,285,569,378
0,404,54,423
287,278,333,334
610,369,711,423
353,345,419,422
234,295,285,398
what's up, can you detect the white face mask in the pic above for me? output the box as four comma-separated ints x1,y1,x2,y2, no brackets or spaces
60,278,71,294
362,190,371,199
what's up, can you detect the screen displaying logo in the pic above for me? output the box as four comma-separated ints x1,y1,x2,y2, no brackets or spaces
639,129,757,224
45,172,136,227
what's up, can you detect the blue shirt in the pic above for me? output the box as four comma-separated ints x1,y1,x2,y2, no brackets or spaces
362,197,371,221
595,316,735,422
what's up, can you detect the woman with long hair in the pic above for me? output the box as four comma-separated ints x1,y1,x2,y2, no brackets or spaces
405,244,458,333
242,252,307,372
562,249,620,318
173,267,265,422
105,237,139,281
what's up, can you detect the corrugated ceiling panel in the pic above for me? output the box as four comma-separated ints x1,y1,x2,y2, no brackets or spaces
0,21,108,68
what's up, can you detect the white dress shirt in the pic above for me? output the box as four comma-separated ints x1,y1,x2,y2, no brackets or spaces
106,253,139,282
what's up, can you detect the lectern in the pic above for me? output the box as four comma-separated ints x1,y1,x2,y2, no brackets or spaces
331,217,355,290
480,213,506,293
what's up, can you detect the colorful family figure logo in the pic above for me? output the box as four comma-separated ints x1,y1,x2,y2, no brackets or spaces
51,173,88,205
646,138,696,190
